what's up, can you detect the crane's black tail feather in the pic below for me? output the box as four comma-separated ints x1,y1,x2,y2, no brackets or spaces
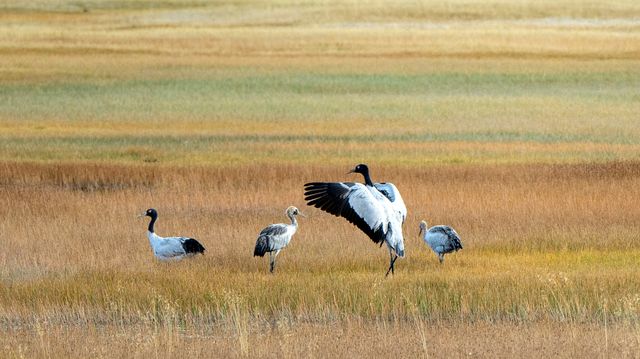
254,235,270,257
183,238,205,255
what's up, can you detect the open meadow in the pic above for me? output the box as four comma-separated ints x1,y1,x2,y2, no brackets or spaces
1,1,640,357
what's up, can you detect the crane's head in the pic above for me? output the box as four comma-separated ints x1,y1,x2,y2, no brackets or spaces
418,220,428,236
286,206,305,218
140,208,158,218
348,163,369,175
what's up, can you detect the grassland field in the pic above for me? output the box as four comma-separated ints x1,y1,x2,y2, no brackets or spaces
1,1,640,357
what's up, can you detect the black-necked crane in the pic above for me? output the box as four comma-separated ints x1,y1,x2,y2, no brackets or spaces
304,164,407,276
253,206,304,273
140,208,205,260
419,220,463,264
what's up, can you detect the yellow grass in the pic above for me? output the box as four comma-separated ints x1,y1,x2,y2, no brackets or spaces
2,0,640,357
1,162,639,357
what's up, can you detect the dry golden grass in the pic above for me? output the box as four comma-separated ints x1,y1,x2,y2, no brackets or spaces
1,162,639,357
2,0,640,357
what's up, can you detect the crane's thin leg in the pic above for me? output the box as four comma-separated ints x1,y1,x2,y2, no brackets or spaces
438,253,444,264
269,252,275,273
385,251,398,277
391,254,397,275
270,250,281,273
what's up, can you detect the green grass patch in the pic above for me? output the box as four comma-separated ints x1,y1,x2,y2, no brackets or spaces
1,71,637,122
1,68,639,164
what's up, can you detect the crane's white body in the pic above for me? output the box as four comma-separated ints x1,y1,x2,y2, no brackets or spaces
147,232,191,261
344,183,405,257
373,182,407,224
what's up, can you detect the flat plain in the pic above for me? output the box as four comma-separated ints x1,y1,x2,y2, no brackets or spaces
1,1,639,357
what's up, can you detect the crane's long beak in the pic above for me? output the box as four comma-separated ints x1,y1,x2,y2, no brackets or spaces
137,212,146,218
298,211,307,218
346,168,356,175
418,227,424,237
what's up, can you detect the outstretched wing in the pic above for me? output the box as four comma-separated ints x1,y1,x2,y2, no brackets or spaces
304,182,389,244
374,182,407,224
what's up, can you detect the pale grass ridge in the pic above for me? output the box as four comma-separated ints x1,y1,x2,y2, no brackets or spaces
3,321,638,358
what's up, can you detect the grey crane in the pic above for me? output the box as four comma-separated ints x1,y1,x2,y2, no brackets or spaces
253,206,304,273
419,220,463,263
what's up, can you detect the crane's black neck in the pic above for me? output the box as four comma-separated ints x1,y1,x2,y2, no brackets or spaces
147,214,157,233
361,168,374,186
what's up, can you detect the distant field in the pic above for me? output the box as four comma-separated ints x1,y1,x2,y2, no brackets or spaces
1,0,640,165
1,1,640,357
2,68,640,164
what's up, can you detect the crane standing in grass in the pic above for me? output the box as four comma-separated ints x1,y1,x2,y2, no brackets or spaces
140,208,205,260
304,164,407,277
254,206,304,273
419,220,463,264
